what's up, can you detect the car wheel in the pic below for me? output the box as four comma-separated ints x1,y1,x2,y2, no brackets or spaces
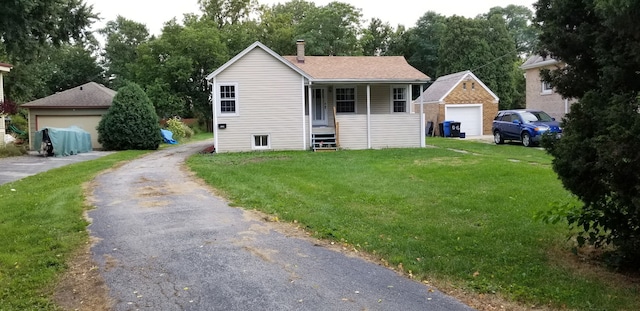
493,131,504,144
522,132,532,147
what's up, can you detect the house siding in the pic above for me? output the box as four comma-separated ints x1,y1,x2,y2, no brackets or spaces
335,115,368,149
370,114,420,148
27,108,108,149
215,47,305,152
525,65,575,121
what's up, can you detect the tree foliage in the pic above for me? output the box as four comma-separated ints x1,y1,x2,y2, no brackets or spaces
296,2,362,55
99,16,150,87
97,82,162,150
360,18,393,56
536,0,640,266
0,0,97,58
437,15,519,109
485,5,539,55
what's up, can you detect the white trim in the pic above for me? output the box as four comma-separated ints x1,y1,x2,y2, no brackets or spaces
301,76,306,150
366,84,371,149
206,41,312,81
444,104,483,136
251,134,271,150
389,85,409,113
419,84,425,147
212,78,219,153
334,85,357,114
217,82,239,116
307,83,313,148
541,81,553,95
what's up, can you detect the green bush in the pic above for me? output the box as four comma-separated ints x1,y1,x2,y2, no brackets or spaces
97,82,162,150
165,117,194,141
0,144,28,158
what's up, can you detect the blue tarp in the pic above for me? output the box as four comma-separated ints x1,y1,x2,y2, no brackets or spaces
161,129,178,144
33,126,92,157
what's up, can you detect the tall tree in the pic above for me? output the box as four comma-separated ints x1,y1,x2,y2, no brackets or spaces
437,15,518,108
0,0,97,58
404,11,447,77
296,2,363,56
130,18,229,121
485,5,539,56
360,18,393,56
99,16,150,87
198,0,258,29
536,0,640,266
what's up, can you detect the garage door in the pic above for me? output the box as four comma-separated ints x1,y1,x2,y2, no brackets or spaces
36,115,103,149
444,104,482,136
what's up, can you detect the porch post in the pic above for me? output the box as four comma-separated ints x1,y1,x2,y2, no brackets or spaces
301,77,306,149
308,82,313,149
420,84,425,147
211,78,219,152
366,84,371,149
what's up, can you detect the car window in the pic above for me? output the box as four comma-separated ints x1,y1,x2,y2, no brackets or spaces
520,111,553,123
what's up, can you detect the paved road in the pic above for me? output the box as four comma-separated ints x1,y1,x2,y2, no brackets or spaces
0,151,114,185
88,140,475,311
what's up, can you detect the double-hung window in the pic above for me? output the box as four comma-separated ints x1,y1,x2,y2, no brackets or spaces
541,81,553,94
392,87,407,113
335,87,356,113
219,83,238,115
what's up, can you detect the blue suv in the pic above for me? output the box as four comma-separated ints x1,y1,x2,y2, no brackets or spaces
492,110,562,147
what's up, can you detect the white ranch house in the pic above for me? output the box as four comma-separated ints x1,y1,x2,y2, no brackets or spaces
206,41,431,153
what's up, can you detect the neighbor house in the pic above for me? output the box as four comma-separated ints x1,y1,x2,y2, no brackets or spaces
22,82,116,150
206,41,431,153
413,70,499,136
520,55,575,121
0,62,13,146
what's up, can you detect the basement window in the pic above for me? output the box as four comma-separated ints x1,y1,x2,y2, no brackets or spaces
252,134,270,150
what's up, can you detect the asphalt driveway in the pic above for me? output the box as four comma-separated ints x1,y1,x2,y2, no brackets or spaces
0,150,114,185
88,140,475,310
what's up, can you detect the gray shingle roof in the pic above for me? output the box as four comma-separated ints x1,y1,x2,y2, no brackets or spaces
22,82,116,109
413,70,499,104
520,55,559,70
282,55,430,82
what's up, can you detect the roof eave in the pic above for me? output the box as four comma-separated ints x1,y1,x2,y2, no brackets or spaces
22,105,111,109
312,78,430,84
520,59,560,70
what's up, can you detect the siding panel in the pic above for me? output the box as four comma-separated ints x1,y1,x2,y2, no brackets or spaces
371,114,421,148
216,48,305,152
335,115,367,149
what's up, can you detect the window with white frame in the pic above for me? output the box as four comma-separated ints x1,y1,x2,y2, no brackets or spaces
252,134,270,149
219,83,238,114
541,81,553,94
392,87,407,112
335,87,356,113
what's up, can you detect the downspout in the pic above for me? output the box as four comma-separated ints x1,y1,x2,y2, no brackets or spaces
366,84,371,149
419,84,425,147
210,78,218,153
308,82,313,149
564,98,569,114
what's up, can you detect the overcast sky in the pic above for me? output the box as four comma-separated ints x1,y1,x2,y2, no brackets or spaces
86,0,536,37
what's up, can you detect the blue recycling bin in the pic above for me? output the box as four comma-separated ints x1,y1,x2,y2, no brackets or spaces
443,120,452,137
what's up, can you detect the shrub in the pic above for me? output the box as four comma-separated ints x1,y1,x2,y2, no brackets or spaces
0,144,28,158
165,117,194,141
97,82,162,150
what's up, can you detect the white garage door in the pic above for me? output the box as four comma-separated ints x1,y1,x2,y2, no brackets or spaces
36,115,103,149
444,104,483,136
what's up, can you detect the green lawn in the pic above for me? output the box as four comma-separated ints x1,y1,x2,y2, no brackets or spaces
187,137,640,310
0,150,149,310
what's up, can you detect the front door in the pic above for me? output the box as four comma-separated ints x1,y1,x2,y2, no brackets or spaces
312,88,328,126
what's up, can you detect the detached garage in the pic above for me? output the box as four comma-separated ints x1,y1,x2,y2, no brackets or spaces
22,82,116,150
414,70,499,136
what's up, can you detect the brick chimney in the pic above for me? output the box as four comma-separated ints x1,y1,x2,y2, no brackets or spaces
296,40,305,63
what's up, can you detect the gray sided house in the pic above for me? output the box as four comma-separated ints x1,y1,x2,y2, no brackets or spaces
22,82,116,150
206,41,431,153
520,55,575,121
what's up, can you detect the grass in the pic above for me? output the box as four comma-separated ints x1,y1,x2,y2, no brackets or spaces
186,137,640,310
0,150,149,310
0,143,28,158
